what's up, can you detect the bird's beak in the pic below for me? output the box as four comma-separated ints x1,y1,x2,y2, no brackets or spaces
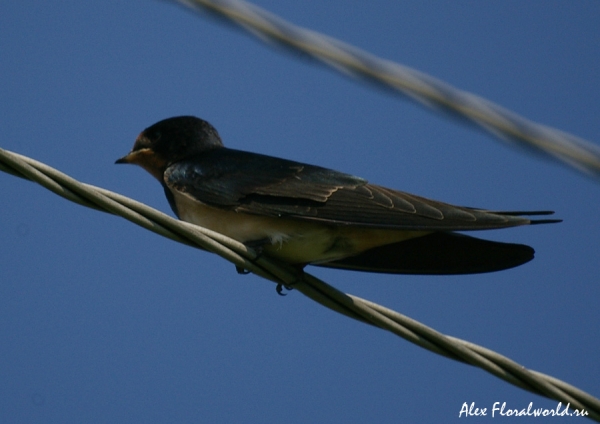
114,148,167,182
115,152,135,164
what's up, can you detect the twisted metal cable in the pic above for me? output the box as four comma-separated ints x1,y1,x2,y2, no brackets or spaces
171,0,600,179
1,147,598,420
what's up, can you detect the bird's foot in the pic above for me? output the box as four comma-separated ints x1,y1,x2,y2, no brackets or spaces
276,283,294,296
236,266,251,275
244,238,269,256
234,238,270,275
275,264,306,296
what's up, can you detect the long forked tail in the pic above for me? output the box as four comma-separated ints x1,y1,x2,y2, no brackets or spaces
480,209,562,225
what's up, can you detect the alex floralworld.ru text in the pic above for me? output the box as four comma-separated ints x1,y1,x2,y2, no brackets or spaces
459,401,588,417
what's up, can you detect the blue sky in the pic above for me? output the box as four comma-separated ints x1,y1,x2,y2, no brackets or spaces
1,1,599,422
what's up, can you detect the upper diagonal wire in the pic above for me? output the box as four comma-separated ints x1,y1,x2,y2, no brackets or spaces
1,148,598,420
171,0,600,179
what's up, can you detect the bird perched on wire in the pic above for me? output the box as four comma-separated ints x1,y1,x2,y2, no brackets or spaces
116,116,560,277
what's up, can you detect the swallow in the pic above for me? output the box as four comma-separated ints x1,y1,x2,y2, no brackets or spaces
116,116,560,276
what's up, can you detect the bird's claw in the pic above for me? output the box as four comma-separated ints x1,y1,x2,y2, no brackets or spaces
276,283,295,296
244,238,268,258
236,266,251,275
235,239,270,275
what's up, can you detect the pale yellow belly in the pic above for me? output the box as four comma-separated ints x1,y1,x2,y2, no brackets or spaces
172,191,429,264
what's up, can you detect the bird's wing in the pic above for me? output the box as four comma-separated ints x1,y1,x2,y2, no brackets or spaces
164,148,556,231
315,232,535,274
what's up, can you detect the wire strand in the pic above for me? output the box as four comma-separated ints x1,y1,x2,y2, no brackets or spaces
171,0,600,180
1,147,598,420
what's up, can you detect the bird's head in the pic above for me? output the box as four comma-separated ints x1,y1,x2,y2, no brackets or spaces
116,116,223,180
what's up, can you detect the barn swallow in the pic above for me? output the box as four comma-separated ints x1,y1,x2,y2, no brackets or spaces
116,116,560,276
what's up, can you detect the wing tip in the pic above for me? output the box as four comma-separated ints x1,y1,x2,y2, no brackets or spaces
490,210,561,226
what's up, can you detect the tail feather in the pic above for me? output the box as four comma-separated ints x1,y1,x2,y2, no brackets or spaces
528,219,562,225
479,210,562,226
489,210,556,216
